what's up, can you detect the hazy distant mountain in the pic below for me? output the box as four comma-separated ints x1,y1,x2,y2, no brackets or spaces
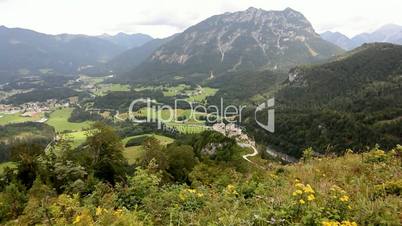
123,7,343,83
320,31,357,50
107,36,175,74
0,25,125,82
98,32,153,50
352,24,402,45
84,36,175,76
322,24,402,50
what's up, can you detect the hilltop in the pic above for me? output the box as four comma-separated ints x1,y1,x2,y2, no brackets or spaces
121,7,343,83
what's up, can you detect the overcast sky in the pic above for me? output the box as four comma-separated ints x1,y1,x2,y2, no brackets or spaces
0,0,401,38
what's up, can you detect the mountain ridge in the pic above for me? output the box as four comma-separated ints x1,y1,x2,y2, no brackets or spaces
121,7,343,83
321,24,402,50
0,25,153,82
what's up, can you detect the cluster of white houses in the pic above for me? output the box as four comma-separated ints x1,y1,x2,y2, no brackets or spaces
212,122,254,144
0,97,77,121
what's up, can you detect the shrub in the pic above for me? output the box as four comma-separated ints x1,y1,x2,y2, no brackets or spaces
374,179,402,197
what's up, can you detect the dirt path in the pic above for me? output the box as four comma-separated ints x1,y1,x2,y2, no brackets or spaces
239,143,258,163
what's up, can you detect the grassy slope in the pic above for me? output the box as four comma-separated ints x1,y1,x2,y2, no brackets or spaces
168,147,402,225
64,131,89,148
186,87,218,102
94,84,131,96
0,112,44,126
46,108,92,132
122,134,174,165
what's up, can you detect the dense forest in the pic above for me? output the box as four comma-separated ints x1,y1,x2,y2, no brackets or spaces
4,87,85,105
242,43,402,157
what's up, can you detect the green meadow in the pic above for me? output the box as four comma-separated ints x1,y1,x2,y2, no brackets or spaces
122,134,174,165
0,112,44,126
46,108,92,132
94,84,131,96
133,84,218,103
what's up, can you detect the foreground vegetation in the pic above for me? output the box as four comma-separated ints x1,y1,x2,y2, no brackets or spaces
0,122,400,225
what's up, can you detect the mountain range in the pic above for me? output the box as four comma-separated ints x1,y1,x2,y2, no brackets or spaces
0,25,153,82
321,24,402,50
96,36,175,75
98,32,153,50
121,7,343,83
2,8,402,85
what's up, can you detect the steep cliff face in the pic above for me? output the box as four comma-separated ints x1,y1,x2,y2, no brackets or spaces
124,7,343,83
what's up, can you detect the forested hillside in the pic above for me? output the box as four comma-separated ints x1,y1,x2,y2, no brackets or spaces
245,43,402,157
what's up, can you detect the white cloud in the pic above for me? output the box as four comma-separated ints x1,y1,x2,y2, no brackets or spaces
0,0,401,38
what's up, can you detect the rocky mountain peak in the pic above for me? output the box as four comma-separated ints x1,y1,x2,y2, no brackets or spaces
246,7,260,12
126,7,343,82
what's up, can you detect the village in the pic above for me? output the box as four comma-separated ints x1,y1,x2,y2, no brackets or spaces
0,97,78,123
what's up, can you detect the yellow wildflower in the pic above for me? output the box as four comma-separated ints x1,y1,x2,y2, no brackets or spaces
295,183,304,189
197,193,204,197
322,221,340,226
179,192,186,201
303,184,315,193
113,209,123,217
227,184,235,190
340,195,349,202
73,215,81,224
225,184,238,195
294,179,300,183
322,220,357,226
307,194,315,201
95,207,102,216
187,189,197,193
299,199,305,204
347,205,352,210
292,189,303,196
341,221,358,226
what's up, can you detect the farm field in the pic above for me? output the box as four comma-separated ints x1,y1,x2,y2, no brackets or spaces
0,112,44,126
94,84,131,96
78,75,107,85
162,84,190,96
134,107,206,123
64,131,89,147
133,84,218,103
133,107,209,134
185,87,218,102
165,122,209,134
123,134,175,164
123,146,144,165
46,108,92,132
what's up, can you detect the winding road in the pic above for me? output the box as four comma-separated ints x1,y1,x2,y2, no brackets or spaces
239,143,259,163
